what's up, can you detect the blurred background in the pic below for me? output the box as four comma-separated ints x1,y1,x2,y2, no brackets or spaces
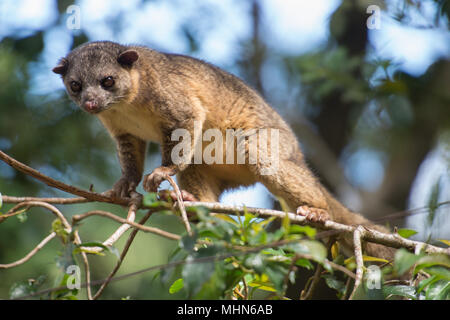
0,0,449,299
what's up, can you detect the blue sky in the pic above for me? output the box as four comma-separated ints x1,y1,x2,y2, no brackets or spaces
2,0,449,73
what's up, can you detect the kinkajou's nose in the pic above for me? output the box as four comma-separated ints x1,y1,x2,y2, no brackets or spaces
84,100,99,112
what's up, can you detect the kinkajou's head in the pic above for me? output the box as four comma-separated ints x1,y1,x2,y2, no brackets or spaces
53,41,139,114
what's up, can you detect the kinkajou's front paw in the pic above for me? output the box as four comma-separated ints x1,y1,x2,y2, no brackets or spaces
143,166,176,192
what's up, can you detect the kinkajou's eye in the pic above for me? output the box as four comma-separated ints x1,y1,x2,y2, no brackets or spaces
70,81,82,93
101,76,115,89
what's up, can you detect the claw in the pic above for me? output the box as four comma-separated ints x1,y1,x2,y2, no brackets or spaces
143,166,176,192
296,205,330,223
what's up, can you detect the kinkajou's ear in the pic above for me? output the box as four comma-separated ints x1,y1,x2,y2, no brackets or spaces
117,50,139,67
52,58,68,75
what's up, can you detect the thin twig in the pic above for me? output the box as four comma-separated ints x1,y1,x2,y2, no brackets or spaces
1,195,89,204
325,260,356,279
0,149,128,206
300,263,323,300
73,230,93,300
72,210,180,241
0,199,93,297
0,232,56,269
242,277,249,300
104,204,137,247
165,175,192,236
341,276,353,300
300,238,336,300
93,211,153,300
350,226,365,300
233,287,246,299
384,280,411,286
80,204,138,254
1,201,71,230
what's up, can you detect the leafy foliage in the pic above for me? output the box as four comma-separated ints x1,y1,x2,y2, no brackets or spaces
3,191,450,300
149,198,450,300
153,204,328,299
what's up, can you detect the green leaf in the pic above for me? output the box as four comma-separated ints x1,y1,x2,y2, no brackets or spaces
182,256,214,298
194,261,227,299
322,274,346,296
182,246,222,298
214,214,238,225
10,282,35,299
269,228,285,242
243,211,256,228
288,225,316,239
249,228,267,245
169,278,184,294
51,273,79,300
161,247,188,284
295,258,314,270
75,241,109,250
424,266,450,280
9,275,47,299
52,219,69,244
142,192,168,208
394,249,423,275
417,275,439,294
284,240,327,263
363,255,390,264
180,233,197,252
16,210,28,223
383,285,417,300
265,262,288,293
73,242,120,259
247,280,277,292
345,255,390,264
143,192,157,205
244,253,265,274
186,205,210,218
414,254,450,275
438,239,450,247
425,280,450,300
397,228,418,239
331,242,339,260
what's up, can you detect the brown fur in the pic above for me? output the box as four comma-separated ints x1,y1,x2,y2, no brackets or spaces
54,41,394,260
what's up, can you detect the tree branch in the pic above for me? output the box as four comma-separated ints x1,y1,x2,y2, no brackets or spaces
182,201,450,255
92,211,153,300
349,226,365,300
72,210,180,241
0,232,56,269
0,150,128,206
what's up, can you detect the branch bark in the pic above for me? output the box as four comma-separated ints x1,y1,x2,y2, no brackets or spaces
0,150,128,206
